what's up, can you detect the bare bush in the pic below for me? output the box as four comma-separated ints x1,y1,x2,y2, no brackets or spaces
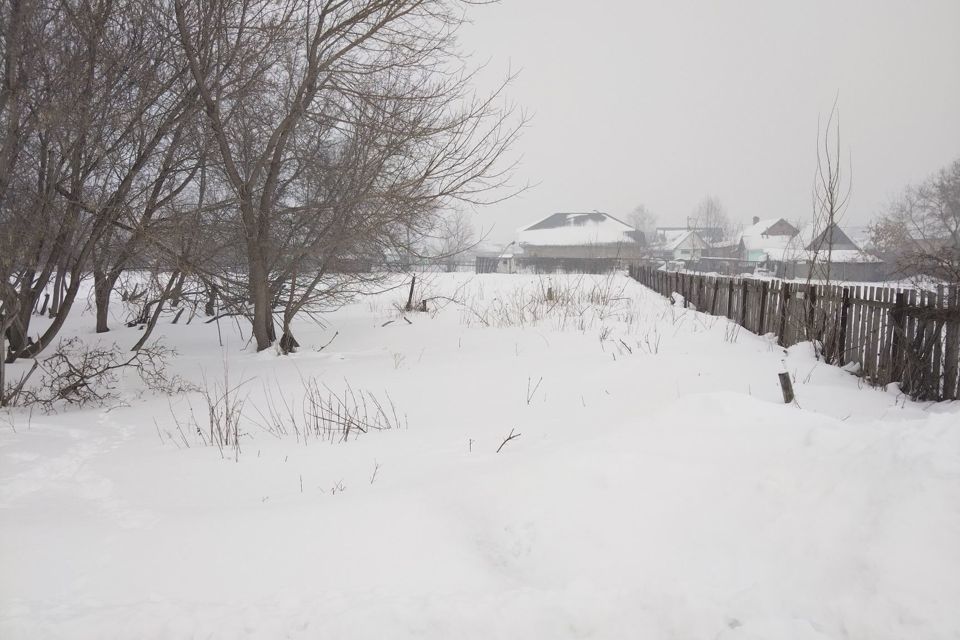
456,274,637,332
253,378,405,446
6,338,191,411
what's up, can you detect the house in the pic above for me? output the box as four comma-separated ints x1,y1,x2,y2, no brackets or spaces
736,217,800,263
473,242,518,274
516,212,645,260
654,229,709,262
778,222,887,281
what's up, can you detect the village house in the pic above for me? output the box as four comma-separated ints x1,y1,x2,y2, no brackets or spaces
515,212,645,260
736,217,800,263
652,228,710,262
778,222,885,281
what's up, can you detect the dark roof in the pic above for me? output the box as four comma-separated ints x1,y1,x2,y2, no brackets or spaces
806,223,859,252
525,212,611,230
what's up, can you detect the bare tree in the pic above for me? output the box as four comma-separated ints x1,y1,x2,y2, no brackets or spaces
2,0,522,368
799,97,852,364
434,211,476,272
174,0,523,352
628,204,657,236
689,196,730,243
869,158,960,285
4,0,201,361
807,98,851,286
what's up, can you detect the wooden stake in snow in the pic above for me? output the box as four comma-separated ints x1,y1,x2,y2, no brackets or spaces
405,275,416,312
778,371,795,404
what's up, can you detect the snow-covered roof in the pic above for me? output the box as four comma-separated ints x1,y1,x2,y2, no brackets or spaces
660,229,705,251
517,212,641,247
778,223,876,263
737,218,798,253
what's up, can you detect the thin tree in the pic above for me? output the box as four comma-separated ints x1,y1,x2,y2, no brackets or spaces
807,97,851,287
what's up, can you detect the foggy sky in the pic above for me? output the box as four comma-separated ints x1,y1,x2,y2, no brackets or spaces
458,0,960,243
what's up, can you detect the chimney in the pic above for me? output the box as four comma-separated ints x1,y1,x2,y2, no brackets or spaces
752,216,760,225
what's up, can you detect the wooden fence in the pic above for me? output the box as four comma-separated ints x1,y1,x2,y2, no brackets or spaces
628,265,960,402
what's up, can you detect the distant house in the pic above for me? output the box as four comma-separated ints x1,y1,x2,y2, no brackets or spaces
472,242,517,274
779,222,886,281
516,212,645,260
653,229,709,262
736,217,800,263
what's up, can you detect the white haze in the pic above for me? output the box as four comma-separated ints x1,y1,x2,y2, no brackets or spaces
458,0,960,242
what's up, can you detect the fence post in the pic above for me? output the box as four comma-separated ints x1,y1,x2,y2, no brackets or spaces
777,284,789,346
806,284,817,341
838,287,850,366
727,279,734,319
758,281,769,334
740,279,748,326
944,285,959,401
890,291,906,382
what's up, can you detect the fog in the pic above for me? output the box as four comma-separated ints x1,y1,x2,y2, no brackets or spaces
459,0,960,241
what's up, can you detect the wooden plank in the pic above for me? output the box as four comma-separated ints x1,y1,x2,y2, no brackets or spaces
890,291,905,383
859,285,870,370
758,281,769,334
786,283,798,347
869,286,882,382
922,289,936,398
944,285,959,401
877,286,892,385
932,285,944,399
768,280,777,339
838,287,850,366
777,283,788,346
905,289,919,395
728,277,734,319
860,287,872,379
740,278,749,327
918,289,934,397
825,284,837,359
851,286,864,370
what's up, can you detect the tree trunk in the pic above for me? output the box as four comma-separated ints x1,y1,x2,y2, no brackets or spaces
169,271,186,307
132,270,180,351
49,269,64,317
249,255,274,352
14,267,83,360
204,283,217,317
5,298,33,358
93,268,117,333
279,327,299,354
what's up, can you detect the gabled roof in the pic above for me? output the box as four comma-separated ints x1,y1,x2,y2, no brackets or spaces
806,223,859,252
517,212,643,247
779,222,877,263
661,229,707,251
737,218,799,253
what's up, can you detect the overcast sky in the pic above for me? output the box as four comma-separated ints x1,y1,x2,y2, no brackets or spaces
457,0,960,243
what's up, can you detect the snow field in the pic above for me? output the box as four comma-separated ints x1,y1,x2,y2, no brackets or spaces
1,272,958,639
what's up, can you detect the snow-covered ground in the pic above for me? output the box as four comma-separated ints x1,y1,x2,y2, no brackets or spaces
2,272,958,639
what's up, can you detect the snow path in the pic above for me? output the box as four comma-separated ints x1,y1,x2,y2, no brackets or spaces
1,273,958,639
